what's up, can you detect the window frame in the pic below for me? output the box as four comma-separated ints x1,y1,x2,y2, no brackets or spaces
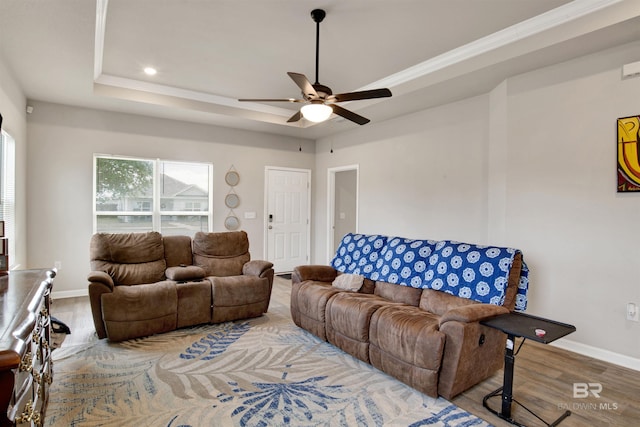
93,154,214,235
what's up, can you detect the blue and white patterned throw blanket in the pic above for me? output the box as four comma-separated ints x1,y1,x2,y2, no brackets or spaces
331,233,529,311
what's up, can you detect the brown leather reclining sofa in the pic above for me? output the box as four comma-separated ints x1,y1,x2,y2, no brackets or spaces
88,230,274,342
291,233,528,400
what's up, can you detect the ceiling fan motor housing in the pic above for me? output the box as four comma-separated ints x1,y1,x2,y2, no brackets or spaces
307,83,332,101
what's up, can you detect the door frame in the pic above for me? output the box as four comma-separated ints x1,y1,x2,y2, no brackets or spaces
327,164,359,263
264,166,312,271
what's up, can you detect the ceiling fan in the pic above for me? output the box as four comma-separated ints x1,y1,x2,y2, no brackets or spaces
238,9,392,125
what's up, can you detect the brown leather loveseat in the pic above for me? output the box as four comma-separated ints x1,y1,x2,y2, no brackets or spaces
88,230,274,342
291,233,528,399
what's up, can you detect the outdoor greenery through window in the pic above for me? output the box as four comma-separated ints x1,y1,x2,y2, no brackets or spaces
94,155,213,236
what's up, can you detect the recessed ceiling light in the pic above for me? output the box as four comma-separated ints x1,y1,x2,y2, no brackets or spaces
143,67,157,76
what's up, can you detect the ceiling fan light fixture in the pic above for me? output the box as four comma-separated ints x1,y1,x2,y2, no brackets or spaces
238,9,391,126
301,103,332,123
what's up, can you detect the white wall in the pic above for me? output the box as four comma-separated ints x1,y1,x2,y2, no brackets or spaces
26,102,314,296
0,55,28,268
314,41,640,366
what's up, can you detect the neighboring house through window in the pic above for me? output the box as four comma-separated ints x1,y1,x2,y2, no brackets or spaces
94,155,213,236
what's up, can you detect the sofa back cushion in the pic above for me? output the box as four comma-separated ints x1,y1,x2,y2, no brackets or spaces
192,231,250,276
331,233,387,276
419,288,479,316
90,232,166,285
374,281,422,306
372,236,437,287
163,235,194,267
421,240,527,310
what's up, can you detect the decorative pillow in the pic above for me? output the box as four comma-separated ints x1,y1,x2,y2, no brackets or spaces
372,237,437,287
165,265,206,282
332,273,365,292
330,233,387,277
422,240,525,308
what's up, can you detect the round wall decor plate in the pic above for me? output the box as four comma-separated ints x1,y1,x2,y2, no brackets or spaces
224,215,240,230
225,171,240,186
225,193,240,208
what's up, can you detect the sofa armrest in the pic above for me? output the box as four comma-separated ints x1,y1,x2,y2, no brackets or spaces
87,280,113,340
439,304,509,326
292,265,337,285
166,265,206,282
87,270,114,290
243,260,274,278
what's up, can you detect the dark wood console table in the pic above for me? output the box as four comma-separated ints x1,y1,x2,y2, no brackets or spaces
0,269,56,427
481,312,576,427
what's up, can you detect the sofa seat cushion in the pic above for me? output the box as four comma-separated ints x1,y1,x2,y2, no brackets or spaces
210,275,270,323
176,280,212,328
369,305,445,398
325,293,394,363
290,281,343,341
101,281,178,341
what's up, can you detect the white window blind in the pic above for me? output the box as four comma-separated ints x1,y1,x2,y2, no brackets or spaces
0,130,16,268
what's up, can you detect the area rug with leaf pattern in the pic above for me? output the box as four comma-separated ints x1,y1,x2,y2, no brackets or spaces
46,293,493,426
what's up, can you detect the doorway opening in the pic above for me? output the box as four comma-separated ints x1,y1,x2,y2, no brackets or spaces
327,165,359,263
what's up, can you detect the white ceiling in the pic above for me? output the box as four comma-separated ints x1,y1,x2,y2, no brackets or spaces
2,0,640,140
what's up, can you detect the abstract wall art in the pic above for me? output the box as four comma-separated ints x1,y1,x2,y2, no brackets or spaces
617,115,640,192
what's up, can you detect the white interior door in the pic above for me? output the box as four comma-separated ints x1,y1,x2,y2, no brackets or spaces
265,167,310,273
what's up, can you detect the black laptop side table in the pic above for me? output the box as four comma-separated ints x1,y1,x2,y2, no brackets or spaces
481,312,576,427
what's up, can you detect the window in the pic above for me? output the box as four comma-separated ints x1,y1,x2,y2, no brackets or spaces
0,130,16,268
94,155,213,236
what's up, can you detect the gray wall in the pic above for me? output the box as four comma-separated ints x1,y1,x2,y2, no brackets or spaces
314,40,640,365
26,102,314,295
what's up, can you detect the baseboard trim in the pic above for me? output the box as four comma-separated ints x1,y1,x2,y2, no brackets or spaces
551,338,640,372
52,289,88,299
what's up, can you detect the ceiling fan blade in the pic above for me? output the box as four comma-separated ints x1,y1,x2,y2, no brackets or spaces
287,72,319,99
238,98,304,103
329,88,392,103
331,104,370,125
287,110,303,123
